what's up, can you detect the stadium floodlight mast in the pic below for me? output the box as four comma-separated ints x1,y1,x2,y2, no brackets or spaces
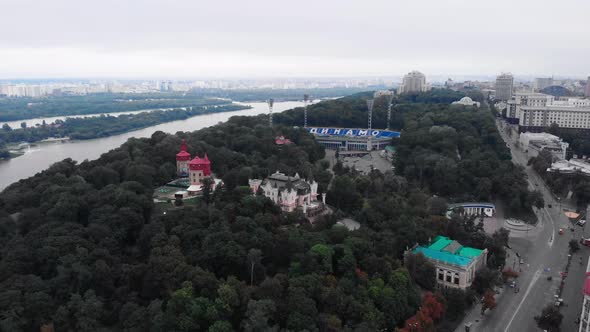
366,99,374,131
303,94,309,128
267,98,274,127
387,93,395,130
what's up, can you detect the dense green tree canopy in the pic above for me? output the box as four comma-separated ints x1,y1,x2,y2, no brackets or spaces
0,90,531,331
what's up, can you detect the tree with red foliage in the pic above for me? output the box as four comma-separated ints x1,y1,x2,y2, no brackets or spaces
422,292,445,321
481,289,497,315
400,292,445,332
502,268,519,280
355,267,368,281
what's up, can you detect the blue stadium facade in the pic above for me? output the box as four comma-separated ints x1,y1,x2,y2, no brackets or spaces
304,127,401,151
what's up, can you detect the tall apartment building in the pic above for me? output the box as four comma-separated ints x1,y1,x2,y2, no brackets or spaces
398,71,430,94
495,73,514,101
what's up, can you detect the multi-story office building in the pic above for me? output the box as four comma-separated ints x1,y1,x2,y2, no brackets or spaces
398,71,430,94
518,105,590,131
505,92,554,123
553,98,590,107
504,92,590,131
495,73,514,101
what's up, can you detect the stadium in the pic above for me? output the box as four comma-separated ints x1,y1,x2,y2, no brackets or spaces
304,127,401,151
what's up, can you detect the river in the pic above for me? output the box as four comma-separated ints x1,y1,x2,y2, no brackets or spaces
0,100,310,190
2,107,187,129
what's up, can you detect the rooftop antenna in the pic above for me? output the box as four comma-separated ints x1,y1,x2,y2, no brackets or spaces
387,93,395,130
268,98,274,127
303,94,309,128
367,99,374,131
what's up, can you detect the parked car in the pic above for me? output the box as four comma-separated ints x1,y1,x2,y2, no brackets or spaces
578,219,587,226
559,228,564,235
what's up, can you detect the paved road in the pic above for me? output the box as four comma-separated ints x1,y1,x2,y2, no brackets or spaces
456,120,590,332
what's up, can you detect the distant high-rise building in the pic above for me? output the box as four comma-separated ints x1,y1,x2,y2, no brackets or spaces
534,77,553,92
586,76,590,97
398,71,430,94
160,80,172,92
495,73,514,101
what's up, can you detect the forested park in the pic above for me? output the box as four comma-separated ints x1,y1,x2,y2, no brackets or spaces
0,90,539,331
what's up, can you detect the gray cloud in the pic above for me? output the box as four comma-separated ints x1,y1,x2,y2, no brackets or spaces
0,0,589,78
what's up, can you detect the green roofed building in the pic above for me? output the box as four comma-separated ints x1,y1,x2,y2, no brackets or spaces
406,235,488,289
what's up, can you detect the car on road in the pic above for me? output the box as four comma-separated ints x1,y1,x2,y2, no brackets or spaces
578,219,587,226
581,238,590,247
519,258,524,264
559,228,564,235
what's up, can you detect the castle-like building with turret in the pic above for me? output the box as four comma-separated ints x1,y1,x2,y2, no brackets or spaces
176,139,211,185
249,171,325,216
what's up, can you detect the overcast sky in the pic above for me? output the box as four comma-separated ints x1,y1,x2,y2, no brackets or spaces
1,0,589,79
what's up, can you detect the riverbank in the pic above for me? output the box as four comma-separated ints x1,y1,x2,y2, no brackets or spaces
0,103,249,160
0,100,311,190
0,93,226,123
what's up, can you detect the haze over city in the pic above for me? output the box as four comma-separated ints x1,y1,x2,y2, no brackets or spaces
1,0,589,78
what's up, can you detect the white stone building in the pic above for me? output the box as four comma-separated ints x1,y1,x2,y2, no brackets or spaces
407,236,488,289
373,90,395,98
504,92,590,130
452,96,480,108
519,132,569,160
548,159,590,176
248,171,324,215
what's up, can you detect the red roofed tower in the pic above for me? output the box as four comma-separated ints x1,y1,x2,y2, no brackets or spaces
189,153,211,185
176,140,191,177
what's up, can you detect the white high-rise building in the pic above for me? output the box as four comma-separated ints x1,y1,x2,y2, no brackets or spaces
398,71,430,94
495,73,514,101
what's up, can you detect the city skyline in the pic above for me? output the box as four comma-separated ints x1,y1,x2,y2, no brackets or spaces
1,0,589,78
